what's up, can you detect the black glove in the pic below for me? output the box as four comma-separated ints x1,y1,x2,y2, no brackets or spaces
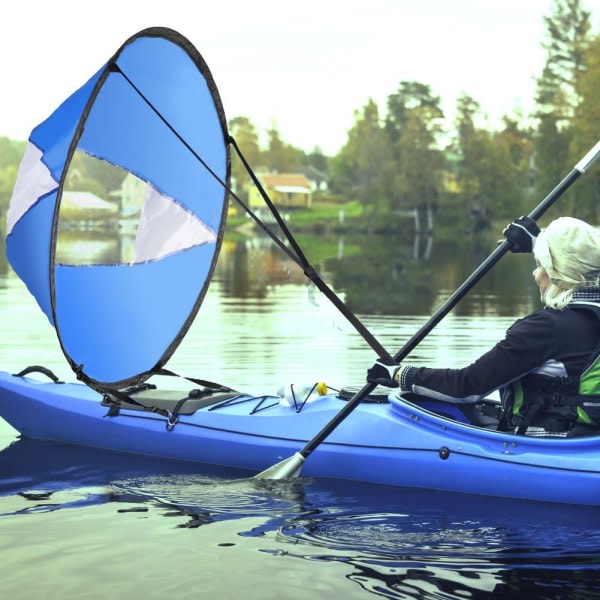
367,357,400,388
503,216,540,253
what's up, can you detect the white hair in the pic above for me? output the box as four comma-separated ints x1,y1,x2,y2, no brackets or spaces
541,281,576,310
533,217,600,309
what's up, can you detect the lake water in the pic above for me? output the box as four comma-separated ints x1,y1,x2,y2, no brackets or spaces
1,234,600,599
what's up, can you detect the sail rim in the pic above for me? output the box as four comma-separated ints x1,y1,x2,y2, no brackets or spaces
46,27,231,389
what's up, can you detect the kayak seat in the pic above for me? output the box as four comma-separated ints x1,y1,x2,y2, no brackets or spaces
566,423,600,438
399,392,502,428
338,385,501,428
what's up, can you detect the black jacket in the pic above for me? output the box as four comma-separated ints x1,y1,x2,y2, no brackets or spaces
400,302,600,403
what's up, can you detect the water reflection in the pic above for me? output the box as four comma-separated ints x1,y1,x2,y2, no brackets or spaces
1,227,537,395
50,226,540,319
54,229,123,265
2,438,599,598
322,233,538,317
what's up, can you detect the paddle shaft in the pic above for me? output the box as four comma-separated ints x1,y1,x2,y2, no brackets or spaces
296,140,600,460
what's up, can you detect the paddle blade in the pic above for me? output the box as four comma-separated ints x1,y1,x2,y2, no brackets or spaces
253,452,305,480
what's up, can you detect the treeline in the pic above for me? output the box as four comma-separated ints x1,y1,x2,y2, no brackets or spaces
232,0,600,232
0,0,598,234
327,0,600,232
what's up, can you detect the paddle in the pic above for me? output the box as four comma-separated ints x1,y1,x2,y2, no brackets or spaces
255,139,600,480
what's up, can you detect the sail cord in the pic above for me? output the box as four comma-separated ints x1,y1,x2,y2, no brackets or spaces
229,137,391,360
111,63,391,361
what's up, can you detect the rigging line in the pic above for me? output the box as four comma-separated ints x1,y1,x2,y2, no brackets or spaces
109,62,304,268
111,62,390,359
229,136,312,267
109,62,224,192
221,183,303,266
229,138,391,360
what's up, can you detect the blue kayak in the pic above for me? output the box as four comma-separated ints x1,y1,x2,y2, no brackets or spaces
5,29,600,510
1,368,599,506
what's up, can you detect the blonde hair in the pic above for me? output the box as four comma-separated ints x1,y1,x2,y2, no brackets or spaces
533,217,600,309
541,277,576,310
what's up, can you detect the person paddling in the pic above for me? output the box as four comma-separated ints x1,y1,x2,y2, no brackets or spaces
367,216,600,437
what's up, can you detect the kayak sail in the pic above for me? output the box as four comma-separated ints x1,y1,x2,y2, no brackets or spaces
6,27,230,388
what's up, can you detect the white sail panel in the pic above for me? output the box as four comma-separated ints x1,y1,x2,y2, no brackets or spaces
7,143,58,235
133,185,217,263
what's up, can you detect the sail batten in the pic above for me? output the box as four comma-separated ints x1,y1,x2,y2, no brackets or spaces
6,27,230,387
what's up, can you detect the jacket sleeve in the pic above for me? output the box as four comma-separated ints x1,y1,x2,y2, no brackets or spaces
399,310,559,402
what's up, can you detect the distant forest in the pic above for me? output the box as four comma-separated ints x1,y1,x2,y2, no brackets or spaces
1,0,598,234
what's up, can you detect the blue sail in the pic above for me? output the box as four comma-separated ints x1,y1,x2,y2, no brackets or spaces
6,28,230,387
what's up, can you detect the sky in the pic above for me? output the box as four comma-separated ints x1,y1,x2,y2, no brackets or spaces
2,0,598,156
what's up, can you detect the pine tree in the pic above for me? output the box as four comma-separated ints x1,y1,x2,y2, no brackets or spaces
533,0,592,200
570,34,600,220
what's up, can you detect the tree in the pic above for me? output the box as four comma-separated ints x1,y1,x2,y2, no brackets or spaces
569,33,600,220
304,146,329,175
384,82,445,225
66,150,127,198
0,137,26,170
454,94,482,208
0,164,18,214
0,138,26,214
453,95,529,228
263,124,303,174
228,116,262,202
496,115,535,209
540,0,591,112
533,0,592,196
329,99,394,225
394,108,443,211
385,82,443,136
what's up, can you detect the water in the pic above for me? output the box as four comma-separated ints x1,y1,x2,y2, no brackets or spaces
1,238,600,599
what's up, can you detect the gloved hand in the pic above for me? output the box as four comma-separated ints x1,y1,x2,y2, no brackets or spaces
367,357,400,388
503,216,540,253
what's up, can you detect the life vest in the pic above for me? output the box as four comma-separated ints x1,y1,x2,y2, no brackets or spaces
500,303,600,435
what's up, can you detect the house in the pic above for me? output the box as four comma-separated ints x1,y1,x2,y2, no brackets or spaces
299,165,328,192
248,173,312,209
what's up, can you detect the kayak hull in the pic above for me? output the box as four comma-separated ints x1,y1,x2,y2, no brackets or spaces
0,370,599,506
